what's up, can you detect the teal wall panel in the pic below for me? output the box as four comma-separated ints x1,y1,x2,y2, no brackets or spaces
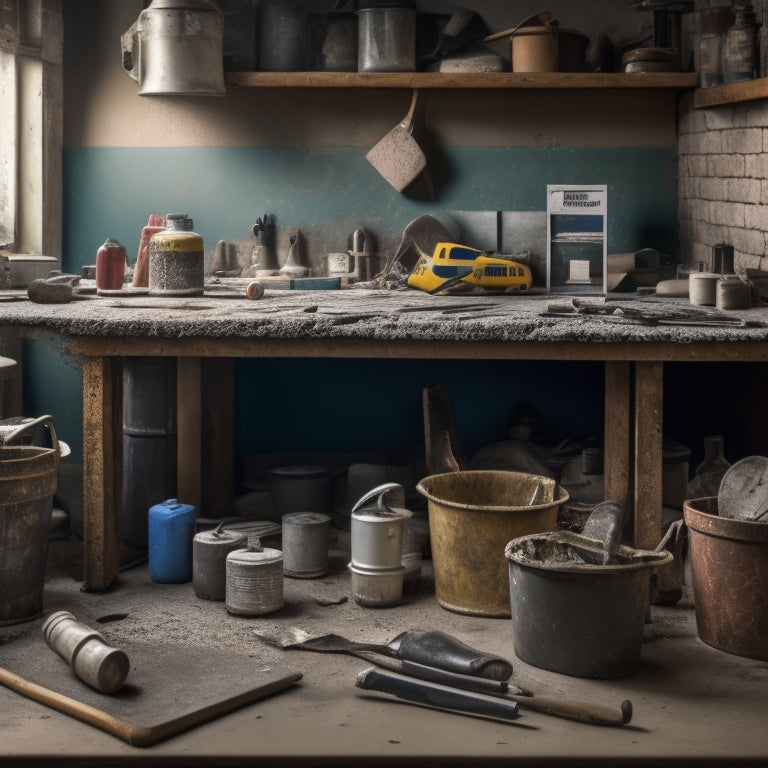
22,334,83,461
62,145,677,271
38,144,676,464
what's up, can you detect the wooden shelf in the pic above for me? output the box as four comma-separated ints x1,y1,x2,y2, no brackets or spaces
226,71,698,90
693,76,768,108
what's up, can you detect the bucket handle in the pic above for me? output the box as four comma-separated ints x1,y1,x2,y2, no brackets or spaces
2,414,68,457
121,20,139,82
483,12,555,43
653,518,685,554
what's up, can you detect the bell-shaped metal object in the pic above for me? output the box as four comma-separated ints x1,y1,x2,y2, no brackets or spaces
121,0,225,96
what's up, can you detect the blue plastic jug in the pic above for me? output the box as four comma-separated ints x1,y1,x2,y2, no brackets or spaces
148,498,196,583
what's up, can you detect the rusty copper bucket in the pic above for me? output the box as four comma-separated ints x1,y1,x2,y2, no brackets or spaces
684,497,768,661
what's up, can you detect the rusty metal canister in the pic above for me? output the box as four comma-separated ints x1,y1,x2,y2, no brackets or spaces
149,214,205,296
282,512,331,579
225,545,284,616
193,526,248,600
684,497,768,661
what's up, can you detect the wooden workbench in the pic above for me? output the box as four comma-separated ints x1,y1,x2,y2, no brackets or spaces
2,287,767,591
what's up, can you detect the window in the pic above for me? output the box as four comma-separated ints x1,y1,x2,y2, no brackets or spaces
0,0,62,260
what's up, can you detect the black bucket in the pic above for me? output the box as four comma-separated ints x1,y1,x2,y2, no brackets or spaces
0,445,59,626
505,532,673,678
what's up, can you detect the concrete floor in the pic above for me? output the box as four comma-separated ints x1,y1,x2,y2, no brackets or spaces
2,527,768,767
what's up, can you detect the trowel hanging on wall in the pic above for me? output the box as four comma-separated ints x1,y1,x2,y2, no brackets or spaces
366,89,426,193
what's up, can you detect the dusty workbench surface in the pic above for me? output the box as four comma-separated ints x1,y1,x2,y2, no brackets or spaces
2,286,768,353
1,534,767,767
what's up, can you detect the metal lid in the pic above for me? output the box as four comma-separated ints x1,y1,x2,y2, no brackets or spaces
356,1,415,8
351,482,412,521
163,214,194,233
227,545,282,565
146,0,221,12
282,512,331,526
194,529,248,546
351,506,412,523
271,464,328,478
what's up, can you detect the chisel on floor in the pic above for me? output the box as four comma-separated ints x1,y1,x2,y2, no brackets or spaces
357,659,632,726
356,667,520,722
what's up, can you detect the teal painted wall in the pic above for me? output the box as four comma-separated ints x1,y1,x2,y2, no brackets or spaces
62,146,677,264
27,143,676,465
234,357,603,493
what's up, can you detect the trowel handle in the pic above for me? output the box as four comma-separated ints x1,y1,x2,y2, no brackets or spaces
402,89,419,131
391,630,514,681
356,667,519,722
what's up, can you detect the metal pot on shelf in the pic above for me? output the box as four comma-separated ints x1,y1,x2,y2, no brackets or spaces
121,0,225,96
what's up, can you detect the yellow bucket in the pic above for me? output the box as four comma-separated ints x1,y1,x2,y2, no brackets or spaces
416,470,568,617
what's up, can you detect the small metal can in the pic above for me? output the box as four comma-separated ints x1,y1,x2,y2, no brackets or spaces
348,562,405,607
351,507,409,570
282,512,331,579
148,214,204,296
193,527,248,600
225,545,284,616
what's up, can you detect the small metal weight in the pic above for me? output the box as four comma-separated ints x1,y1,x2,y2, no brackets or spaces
225,545,284,616
193,524,248,600
42,610,130,693
282,512,331,579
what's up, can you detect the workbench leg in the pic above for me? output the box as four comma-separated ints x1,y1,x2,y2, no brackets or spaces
176,357,235,518
604,361,631,513
82,356,121,591
633,361,663,550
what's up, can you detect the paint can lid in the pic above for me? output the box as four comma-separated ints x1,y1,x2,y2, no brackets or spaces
227,545,282,565
282,512,331,527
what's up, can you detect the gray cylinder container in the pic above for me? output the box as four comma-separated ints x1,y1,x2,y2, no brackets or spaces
282,512,331,578
193,528,248,600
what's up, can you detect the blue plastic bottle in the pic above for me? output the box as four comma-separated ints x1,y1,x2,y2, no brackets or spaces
148,498,196,583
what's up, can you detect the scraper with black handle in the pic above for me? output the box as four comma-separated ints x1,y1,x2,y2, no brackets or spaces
255,628,514,681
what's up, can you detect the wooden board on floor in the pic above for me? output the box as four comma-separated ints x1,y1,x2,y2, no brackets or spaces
0,638,302,744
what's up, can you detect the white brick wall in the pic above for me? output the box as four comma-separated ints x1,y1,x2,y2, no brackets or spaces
677,3,768,272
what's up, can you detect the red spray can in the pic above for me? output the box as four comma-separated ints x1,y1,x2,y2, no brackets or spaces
95,238,127,291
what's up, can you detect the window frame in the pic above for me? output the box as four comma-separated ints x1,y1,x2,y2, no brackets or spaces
0,0,62,263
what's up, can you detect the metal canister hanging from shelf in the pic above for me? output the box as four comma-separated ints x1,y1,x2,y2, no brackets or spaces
721,2,761,84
